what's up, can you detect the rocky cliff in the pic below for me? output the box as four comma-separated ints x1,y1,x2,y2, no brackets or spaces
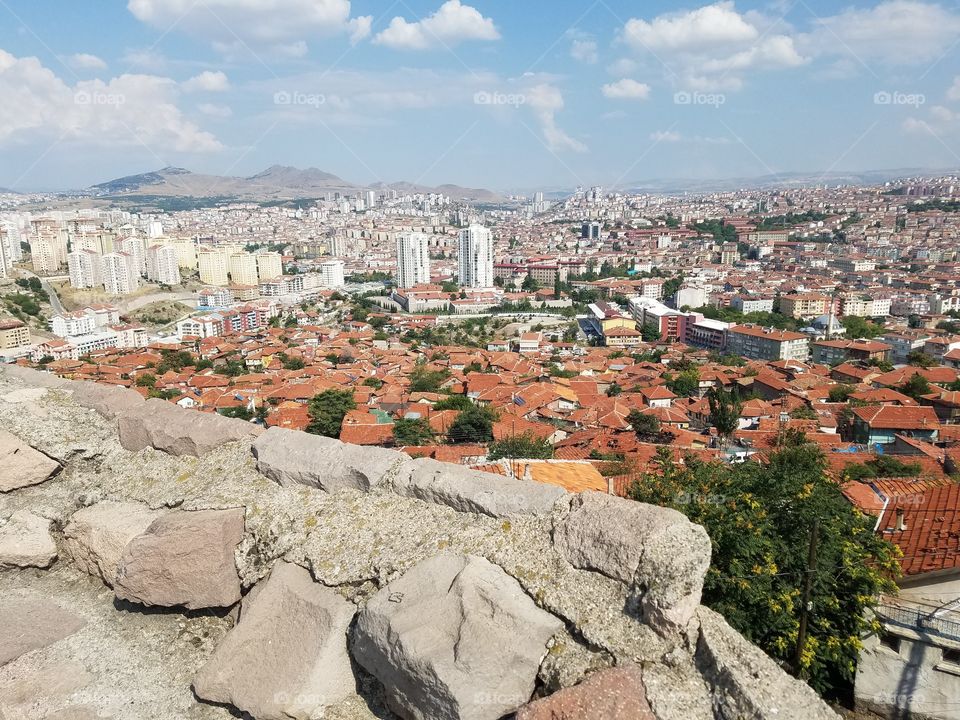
0,364,840,720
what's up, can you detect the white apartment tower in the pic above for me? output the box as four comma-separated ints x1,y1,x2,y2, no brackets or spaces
229,252,259,286
67,250,104,289
102,253,139,295
119,236,147,276
255,251,283,281
395,231,431,288
319,259,345,288
457,224,494,288
146,245,181,285
29,219,68,274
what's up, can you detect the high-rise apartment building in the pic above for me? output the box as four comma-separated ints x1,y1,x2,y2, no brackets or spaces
29,219,68,274
146,245,181,285
255,251,283,281
457,224,494,288
229,252,259,286
119,236,147,276
67,250,104,288
198,249,229,286
319,259,345,288
102,253,139,295
395,232,431,288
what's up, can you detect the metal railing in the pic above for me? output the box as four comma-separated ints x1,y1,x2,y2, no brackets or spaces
877,596,960,642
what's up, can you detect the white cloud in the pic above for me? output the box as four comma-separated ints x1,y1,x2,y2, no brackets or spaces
198,102,232,118
67,53,107,71
127,0,368,54
802,1,960,66
348,15,372,45
650,130,682,142
904,105,958,135
182,70,230,92
650,130,731,144
601,78,651,100
0,48,221,153
570,39,598,64
374,0,499,51
525,83,586,153
621,2,805,90
947,76,960,102
607,58,639,77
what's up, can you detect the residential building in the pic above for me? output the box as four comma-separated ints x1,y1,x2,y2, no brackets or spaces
198,249,229,286
119,236,146,276
726,324,810,361
51,311,95,337
685,317,733,351
458,224,494,288
255,251,283,281
810,339,893,366
176,314,225,339
628,297,689,342
851,405,940,447
0,319,31,349
229,252,259,287
319,259,345,288
29,218,67,274
396,232,431,288
102,253,138,295
197,287,235,309
67,250,104,289
780,293,831,319
730,295,775,314
673,285,708,309
145,244,181,285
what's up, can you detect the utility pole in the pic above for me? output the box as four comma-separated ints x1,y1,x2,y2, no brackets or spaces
794,518,820,678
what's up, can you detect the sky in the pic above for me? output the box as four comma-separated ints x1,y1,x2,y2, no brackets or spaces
2,0,960,192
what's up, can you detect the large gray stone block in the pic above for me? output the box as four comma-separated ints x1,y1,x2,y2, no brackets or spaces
64,501,164,586
114,508,245,609
252,426,405,492
71,381,145,420
695,606,840,720
392,457,566,518
554,491,711,633
0,510,57,569
118,399,261,456
0,365,69,389
193,561,356,718
353,553,563,720
0,429,60,492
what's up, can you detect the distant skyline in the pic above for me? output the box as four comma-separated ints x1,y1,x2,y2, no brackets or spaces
2,0,960,191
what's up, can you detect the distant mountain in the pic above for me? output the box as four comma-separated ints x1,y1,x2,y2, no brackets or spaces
90,165,502,202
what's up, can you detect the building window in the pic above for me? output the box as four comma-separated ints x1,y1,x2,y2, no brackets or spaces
943,648,960,665
879,633,901,654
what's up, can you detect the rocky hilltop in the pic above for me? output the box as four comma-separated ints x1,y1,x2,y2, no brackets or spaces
0,364,839,720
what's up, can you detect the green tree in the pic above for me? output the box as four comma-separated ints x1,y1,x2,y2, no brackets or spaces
666,368,700,397
448,405,497,444
606,382,623,397
828,384,855,403
135,373,157,388
840,316,882,339
626,409,666,442
306,389,356,438
900,372,932,400
628,446,900,694
907,350,936,368
708,387,743,446
790,404,818,420
521,274,540,292
433,395,474,411
409,365,451,393
488,432,553,460
392,418,435,446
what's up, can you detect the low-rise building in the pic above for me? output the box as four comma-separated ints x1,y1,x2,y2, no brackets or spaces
726,324,810,361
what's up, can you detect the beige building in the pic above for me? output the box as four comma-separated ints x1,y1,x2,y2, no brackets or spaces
780,293,830,319
29,219,68,274
255,251,283,281
0,319,31,349
229,252,259,286
198,249,229,286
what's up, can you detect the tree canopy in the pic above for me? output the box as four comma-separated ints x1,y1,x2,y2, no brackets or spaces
487,432,553,460
306,389,356,438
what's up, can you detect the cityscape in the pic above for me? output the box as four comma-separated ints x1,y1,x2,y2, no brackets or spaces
3,2,960,720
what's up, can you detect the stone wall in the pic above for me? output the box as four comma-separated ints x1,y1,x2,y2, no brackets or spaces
0,364,840,720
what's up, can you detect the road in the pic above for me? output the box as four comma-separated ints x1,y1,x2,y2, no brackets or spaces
20,269,64,315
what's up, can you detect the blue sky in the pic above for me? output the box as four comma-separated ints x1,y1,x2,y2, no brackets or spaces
1,0,960,191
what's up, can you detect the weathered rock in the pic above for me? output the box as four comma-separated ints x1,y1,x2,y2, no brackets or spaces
695,606,840,719
118,399,260,456
0,659,93,715
0,511,58,569
0,365,69,389
353,553,563,720
516,665,654,720
554,491,711,633
71,381,145,420
114,508,245,609
63,502,164,586
252,426,405,492
392,457,566,518
193,561,356,718
0,596,85,665
0,429,60,492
